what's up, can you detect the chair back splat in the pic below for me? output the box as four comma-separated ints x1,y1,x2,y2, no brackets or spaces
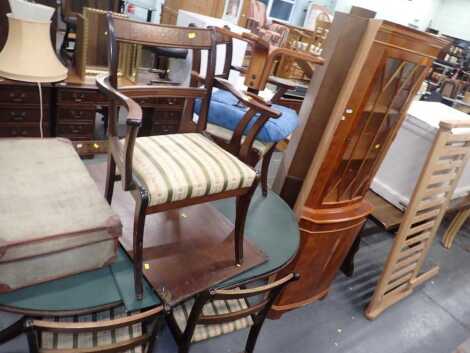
168,273,299,353
25,305,164,353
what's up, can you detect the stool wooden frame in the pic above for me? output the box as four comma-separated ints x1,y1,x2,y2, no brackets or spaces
365,120,470,320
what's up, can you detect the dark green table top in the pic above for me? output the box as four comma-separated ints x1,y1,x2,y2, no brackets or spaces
0,190,299,314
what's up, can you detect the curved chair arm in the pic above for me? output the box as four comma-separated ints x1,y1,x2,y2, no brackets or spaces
96,74,143,191
30,306,163,333
214,77,281,163
230,64,295,105
214,78,280,118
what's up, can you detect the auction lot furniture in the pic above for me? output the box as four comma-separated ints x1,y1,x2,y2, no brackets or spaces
0,138,121,293
0,191,300,347
168,273,299,353
99,16,285,301
270,13,448,319
366,120,470,319
372,101,470,210
244,0,288,47
196,27,315,196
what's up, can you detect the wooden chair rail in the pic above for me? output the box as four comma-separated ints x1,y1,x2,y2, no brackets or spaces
118,86,209,100
214,273,297,299
96,74,143,126
214,78,281,118
112,16,215,49
37,335,148,353
30,306,163,333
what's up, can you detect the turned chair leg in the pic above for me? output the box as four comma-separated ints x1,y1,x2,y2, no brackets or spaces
133,189,149,300
234,180,259,265
105,153,116,205
261,145,276,197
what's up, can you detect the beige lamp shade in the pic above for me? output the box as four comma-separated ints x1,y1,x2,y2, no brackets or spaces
0,14,68,82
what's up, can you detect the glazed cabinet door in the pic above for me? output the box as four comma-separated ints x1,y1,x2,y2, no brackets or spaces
311,43,430,208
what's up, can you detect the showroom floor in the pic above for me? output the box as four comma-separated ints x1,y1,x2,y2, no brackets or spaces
1,155,470,353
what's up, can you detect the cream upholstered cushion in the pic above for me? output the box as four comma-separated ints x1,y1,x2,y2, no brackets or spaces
130,133,257,207
41,306,143,352
173,297,253,343
206,123,274,156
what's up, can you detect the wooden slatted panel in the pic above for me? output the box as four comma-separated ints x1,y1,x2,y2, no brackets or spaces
447,134,470,143
405,231,432,247
422,186,452,199
428,173,458,186
406,220,436,236
365,123,470,320
411,209,441,224
417,196,449,212
384,272,415,293
396,243,426,261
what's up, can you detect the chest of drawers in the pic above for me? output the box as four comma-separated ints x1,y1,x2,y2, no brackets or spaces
0,84,51,138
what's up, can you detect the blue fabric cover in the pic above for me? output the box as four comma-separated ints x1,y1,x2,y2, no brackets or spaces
195,89,299,143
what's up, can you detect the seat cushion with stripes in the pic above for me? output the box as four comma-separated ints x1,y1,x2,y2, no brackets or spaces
173,297,254,343
206,123,274,156
130,133,257,207
41,306,143,352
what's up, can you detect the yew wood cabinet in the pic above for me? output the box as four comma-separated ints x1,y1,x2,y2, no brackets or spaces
269,17,448,319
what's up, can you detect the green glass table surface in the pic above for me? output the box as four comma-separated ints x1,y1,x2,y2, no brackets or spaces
0,190,299,314
0,249,160,315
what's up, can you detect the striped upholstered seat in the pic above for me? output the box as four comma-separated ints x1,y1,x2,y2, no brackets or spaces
129,133,257,207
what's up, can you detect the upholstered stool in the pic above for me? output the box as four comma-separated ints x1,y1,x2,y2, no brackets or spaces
0,138,121,293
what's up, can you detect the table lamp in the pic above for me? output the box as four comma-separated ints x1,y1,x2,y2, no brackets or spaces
0,0,68,137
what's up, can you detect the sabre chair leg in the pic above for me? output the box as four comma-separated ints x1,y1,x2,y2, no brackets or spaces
134,189,149,300
442,209,470,249
261,145,276,197
234,179,259,266
105,153,116,205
